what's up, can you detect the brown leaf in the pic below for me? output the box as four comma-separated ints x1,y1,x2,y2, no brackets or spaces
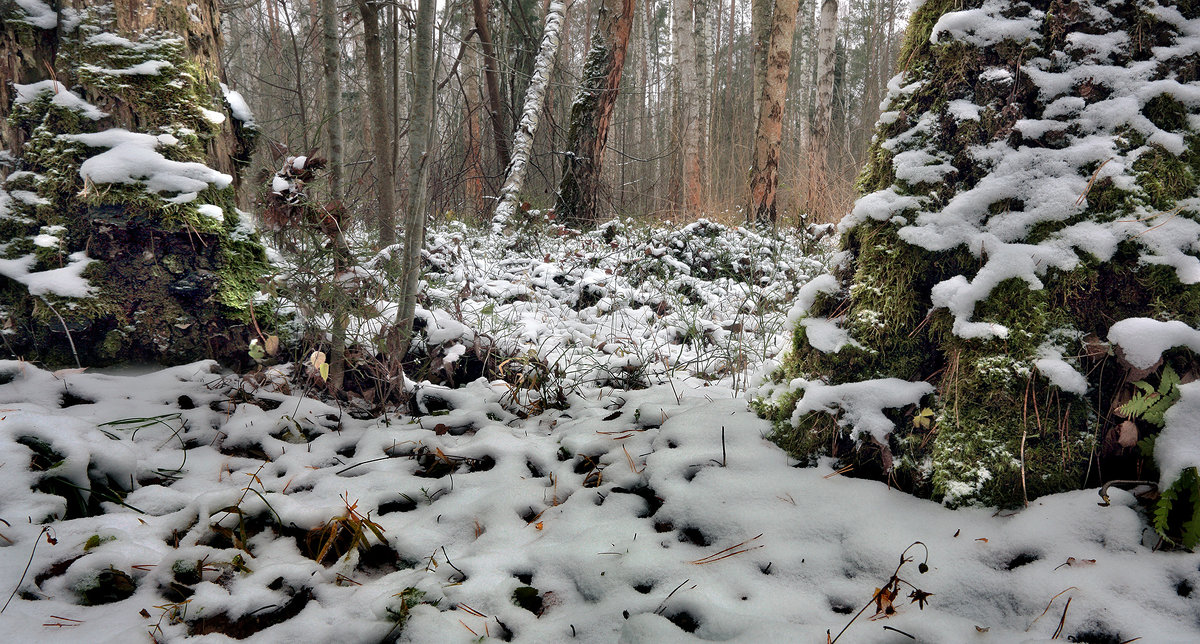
434,423,449,436
1117,421,1139,448
909,589,933,610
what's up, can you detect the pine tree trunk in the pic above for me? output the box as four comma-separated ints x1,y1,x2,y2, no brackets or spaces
471,0,511,170
460,18,487,221
673,0,701,214
493,1,567,232
746,0,800,225
0,0,267,366
554,0,637,229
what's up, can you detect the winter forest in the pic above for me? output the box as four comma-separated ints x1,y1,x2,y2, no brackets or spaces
1,0,1200,641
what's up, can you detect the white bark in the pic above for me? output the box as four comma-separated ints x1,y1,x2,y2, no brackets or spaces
492,1,567,232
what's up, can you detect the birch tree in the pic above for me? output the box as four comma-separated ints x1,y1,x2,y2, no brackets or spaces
493,1,568,232
746,0,801,225
804,0,838,221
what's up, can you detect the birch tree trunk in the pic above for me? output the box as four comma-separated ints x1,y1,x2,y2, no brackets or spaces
394,0,436,355
554,0,637,228
805,0,838,221
746,0,800,225
493,1,567,233
750,0,775,124
357,0,398,246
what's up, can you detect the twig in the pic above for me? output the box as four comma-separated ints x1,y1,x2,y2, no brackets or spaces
689,534,764,565
39,297,81,369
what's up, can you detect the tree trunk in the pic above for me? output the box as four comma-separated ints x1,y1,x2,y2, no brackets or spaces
393,0,436,355
323,0,349,390
0,0,267,366
804,0,837,222
758,0,1200,522
750,0,774,124
673,0,701,214
471,0,511,170
358,0,398,246
493,1,567,232
745,0,800,225
554,0,637,228
460,17,486,221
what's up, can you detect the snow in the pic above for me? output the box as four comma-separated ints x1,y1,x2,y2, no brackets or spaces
790,377,934,445
14,0,57,29
0,250,94,297
13,81,107,121
1158,381,1200,488
221,83,256,127
82,60,172,76
1107,318,1200,371
62,129,232,201
799,317,862,354
930,0,1042,47
1,362,1189,642
196,204,225,223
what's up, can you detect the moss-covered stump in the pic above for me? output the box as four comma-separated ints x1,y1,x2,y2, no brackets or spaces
755,0,1200,514
0,1,267,366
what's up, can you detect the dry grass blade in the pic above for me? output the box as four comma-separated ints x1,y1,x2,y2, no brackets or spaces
689,533,763,565
824,464,853,479
623,445,645,474
1076,157,1112,206
1052,596,1072,639
1027,587,1077,632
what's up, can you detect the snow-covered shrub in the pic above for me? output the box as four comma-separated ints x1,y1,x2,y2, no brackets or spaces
755,0,1200,518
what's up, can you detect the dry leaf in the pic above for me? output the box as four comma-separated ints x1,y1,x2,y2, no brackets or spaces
1117,421,1139,448
265,335,280,356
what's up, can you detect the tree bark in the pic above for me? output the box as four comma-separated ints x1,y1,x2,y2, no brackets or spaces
471,0,511,169
460,17,486,221
750,0,775,124
323,0,349,390
804,0,838,222
673,0,701,214
357,0,398,246
493,1,567,232
393,0,436,355
746,0,800,225
0,0,267,366
554,0,637,228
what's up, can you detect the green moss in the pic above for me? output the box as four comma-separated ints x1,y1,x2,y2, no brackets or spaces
1133,145,1197,210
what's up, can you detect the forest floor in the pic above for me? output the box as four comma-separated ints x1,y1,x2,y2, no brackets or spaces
0,219,1198,643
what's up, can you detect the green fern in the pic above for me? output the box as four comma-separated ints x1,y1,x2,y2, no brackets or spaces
1118,365,1181,427
1154,467,1200,549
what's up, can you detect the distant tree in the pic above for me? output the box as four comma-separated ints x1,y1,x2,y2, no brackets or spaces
756,0,1200,521
555,0,637,228
746,0,801,225
0,0,268,365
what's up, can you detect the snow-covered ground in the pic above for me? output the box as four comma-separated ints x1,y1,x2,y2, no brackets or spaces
0,221,1197,643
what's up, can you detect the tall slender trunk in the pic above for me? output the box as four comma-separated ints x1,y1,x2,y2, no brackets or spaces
673,0,700,213
555,0,637,228
394,0,436,355
805,0,838,221
358,0,397,246
494,1,568,232
751,0,774,124
471,0,512,169
323,0,350,390
746,0,800,225
460,15,486,220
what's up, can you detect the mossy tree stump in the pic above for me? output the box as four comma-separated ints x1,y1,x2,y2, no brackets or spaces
755,0,1200,511
0,0,266,365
